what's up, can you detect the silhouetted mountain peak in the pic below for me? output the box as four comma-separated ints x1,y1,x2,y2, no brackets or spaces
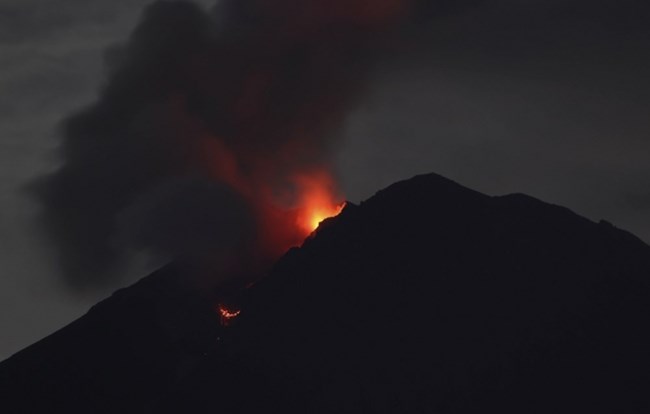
2,173,650,413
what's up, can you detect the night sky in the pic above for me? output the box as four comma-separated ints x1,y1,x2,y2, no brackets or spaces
1,0,650,360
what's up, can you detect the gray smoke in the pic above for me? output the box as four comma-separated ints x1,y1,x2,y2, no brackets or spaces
30,0,445,289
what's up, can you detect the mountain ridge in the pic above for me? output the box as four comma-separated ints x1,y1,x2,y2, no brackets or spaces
2,172,650,413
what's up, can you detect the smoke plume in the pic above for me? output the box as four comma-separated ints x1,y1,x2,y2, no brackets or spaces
32,0,428,289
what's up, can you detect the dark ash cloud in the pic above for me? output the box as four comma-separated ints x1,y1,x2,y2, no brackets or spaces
30,0,433,289
28,0,650,291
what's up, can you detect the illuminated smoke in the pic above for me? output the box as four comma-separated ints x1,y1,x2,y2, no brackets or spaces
31,0,422,289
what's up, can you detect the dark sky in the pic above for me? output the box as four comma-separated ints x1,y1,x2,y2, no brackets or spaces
1,0,649,359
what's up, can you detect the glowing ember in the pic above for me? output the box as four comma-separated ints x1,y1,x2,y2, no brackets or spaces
217,304,241,327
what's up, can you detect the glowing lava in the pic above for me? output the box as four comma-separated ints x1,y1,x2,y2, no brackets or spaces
293,172,345,234
217,304,241,327
304,201,345,233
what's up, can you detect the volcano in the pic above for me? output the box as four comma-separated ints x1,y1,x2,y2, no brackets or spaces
2,173,650,413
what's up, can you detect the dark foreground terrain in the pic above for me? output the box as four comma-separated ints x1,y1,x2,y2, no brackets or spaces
2,173,650,413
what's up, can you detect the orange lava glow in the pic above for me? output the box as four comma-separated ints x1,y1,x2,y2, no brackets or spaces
293,172,345,234
218,303,241,327
303,200,345,233
202,139,346,271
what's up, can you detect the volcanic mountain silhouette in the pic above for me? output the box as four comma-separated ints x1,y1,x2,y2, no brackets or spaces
2,173,650,413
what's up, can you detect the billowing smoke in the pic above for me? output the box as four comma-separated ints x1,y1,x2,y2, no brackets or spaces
32,0,430,289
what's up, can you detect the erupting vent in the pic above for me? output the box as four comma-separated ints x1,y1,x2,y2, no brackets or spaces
291,171,346,235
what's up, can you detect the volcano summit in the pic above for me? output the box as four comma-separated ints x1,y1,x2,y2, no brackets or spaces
2,173,650,413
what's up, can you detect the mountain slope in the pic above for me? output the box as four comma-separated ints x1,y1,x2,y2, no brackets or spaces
3,173,650,413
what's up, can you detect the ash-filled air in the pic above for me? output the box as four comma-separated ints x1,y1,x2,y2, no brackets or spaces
31,0,430,289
